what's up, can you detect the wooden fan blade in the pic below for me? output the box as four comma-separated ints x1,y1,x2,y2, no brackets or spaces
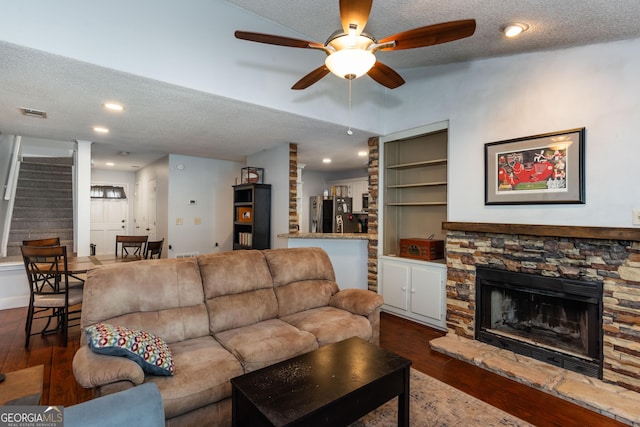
378,19,476,51
235,31,324,49
340,0,373,35
292,66,331,90
367,61,405,89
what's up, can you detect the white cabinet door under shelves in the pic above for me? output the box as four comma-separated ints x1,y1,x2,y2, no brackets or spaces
380,258,410,311
379,256,446,330
410,264,444,321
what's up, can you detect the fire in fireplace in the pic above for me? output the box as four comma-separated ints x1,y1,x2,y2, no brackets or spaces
475,267,603,378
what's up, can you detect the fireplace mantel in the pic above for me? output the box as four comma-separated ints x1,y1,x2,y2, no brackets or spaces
443,222,640,241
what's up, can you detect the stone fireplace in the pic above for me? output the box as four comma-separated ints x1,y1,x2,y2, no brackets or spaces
443,222,640,393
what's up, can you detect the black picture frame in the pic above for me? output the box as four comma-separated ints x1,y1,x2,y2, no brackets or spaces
484,128,585,205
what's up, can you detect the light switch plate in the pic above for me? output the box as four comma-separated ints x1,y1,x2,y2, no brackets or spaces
176,217,183,225
633,209,640,225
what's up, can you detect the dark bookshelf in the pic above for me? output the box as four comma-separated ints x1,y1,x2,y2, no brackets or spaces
233,183,271,250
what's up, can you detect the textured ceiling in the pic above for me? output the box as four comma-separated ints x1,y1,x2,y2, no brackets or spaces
1,1,640,171
227,0,640,69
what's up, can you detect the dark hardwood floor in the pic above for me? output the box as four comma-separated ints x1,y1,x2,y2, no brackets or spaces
0,307,625,426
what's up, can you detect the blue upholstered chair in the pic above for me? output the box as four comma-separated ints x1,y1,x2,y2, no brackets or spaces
64,383,164,427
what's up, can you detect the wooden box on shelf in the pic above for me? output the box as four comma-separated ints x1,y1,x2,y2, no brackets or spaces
399,238,444,261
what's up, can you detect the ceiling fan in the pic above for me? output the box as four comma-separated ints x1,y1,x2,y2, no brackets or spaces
235,0,476,90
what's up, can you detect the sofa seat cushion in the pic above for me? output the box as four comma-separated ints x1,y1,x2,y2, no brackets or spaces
215,319,318,372
281,306,373,347
146,336,243,419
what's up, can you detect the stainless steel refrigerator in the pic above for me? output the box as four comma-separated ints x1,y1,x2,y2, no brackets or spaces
309,196,359,233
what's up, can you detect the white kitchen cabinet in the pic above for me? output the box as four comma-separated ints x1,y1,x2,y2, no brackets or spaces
327,177,368,212
350,179,368,212
379,255,446,330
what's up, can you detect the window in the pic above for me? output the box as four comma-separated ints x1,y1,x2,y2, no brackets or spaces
90,185,127,199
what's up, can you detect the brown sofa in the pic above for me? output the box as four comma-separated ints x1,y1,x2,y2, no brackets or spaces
72,247,383,426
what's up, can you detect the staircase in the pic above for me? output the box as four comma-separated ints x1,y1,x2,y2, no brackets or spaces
5,157,74,257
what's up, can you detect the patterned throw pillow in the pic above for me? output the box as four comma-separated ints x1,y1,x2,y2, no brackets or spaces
85,323,175,376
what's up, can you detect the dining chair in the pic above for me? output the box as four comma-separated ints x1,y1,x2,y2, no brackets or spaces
22,237,61,247
23,237,86,288
115,235,148,258
21,245,83,347
144,238,164,259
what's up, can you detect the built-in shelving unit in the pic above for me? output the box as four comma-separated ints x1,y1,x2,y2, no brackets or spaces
233,183,271,250
382,128,448,254
378,122,449,330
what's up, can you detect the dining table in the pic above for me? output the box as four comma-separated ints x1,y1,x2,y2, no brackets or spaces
66,254,143,276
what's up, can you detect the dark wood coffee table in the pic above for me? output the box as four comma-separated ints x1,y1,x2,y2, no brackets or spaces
230,336,411,426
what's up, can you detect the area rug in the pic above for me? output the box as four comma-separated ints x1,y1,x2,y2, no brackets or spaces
350,369,533,426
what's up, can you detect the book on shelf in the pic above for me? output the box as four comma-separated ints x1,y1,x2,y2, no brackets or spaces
238,232,253,246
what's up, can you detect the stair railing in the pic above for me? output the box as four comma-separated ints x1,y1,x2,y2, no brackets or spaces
1,135,21,257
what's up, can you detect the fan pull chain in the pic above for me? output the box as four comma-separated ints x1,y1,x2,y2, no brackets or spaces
347,79,353,135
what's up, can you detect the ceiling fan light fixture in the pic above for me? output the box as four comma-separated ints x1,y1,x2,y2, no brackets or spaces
503,23,528,38
325,48,376,80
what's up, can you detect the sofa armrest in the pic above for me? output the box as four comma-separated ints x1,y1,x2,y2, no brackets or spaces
65,382,164,427
329,289,384,316
73,346,145,388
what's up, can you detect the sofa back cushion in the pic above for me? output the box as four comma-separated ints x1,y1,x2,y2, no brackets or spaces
198,250,277,333
81,258,209,344
263,247,339,317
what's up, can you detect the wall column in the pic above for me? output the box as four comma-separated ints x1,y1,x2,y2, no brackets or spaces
75,140,92,256
367,137,379,292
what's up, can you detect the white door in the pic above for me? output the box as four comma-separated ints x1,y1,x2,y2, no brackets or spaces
90,198,129,255
146,178,157,240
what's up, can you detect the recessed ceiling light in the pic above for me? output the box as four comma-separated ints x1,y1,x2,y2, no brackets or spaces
503,23,529,38
358,150,368,157
322,158,332,164
103,102,124,111
93,126,109,133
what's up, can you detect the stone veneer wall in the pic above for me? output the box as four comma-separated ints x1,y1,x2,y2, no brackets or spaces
367,137,379,292
445,228,640,392
288,143,298,233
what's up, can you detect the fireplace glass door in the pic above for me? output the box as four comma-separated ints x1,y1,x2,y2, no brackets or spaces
475,267,603,378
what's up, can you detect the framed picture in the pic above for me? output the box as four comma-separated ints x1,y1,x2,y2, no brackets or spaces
484,128,585,205
237,207,252,222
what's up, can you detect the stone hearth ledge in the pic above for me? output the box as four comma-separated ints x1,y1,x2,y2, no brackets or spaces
431,333,640,426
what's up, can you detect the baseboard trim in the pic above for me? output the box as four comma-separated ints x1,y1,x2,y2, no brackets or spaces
0,295,28,310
